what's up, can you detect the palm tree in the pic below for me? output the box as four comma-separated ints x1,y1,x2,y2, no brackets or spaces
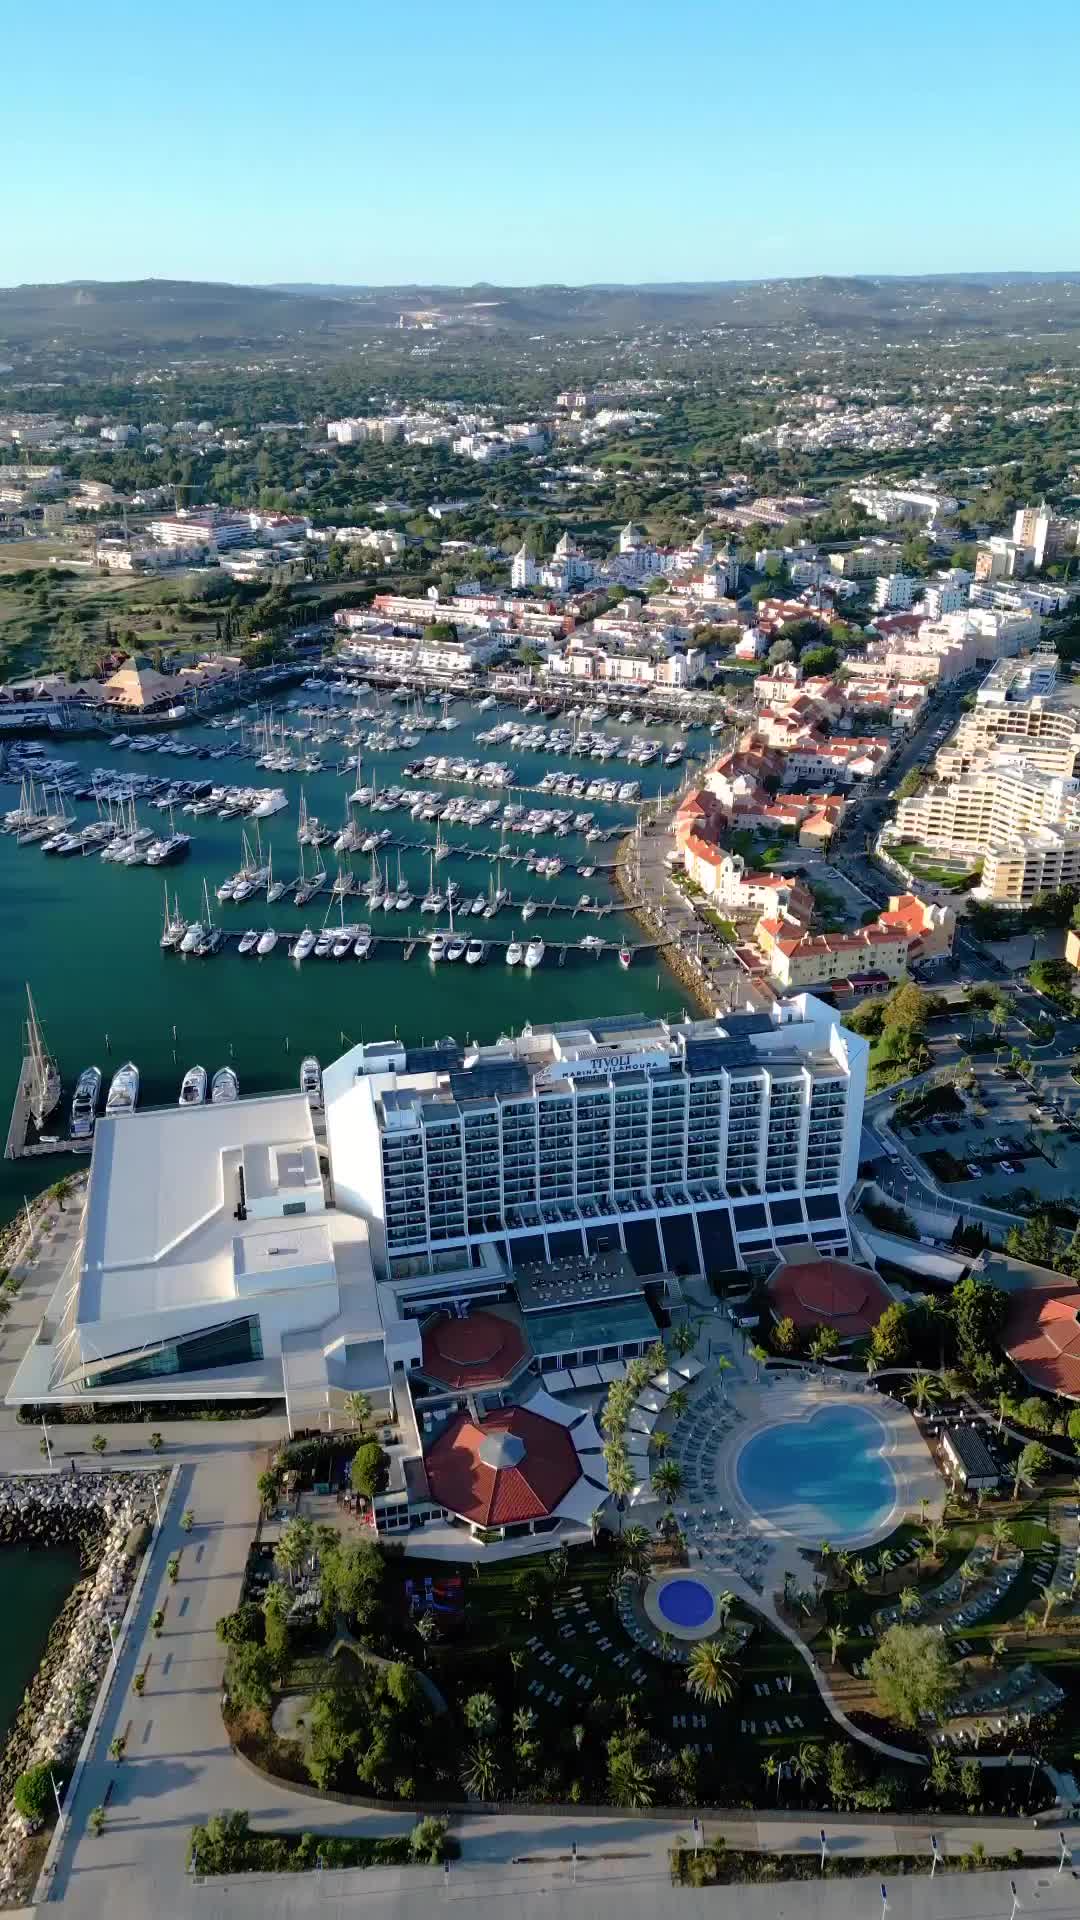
850,1558,869,1591
571,1723,585,1752
927,1747,955,1799
460,1741,500,1800
646,1339,668,1377
827,1624,846,1667
792,1742,823,1792
715,1589,735,1629
667,1387,690,1420
414,1609,436,1661
924,1519,946,1562
818,1540,834,1573
749,1343,769,1382
463,1692,499,1738
991,1518,1013,1563
312,1521,338,1564
277,1515,313,1588
619,1524,653,1589
990,1635,1007,1668
608,1755,654,1809
671,1322,697,1359
342,1390,371,1432
686,1638,736,1707
716,1355,735,1399
907,1369,941,1416
899,1584,920,1617
607,1456,635,1531
876,1548,896,1589
512,1706,537,1742
1043,1589,1057,1631
653,1459,684,1506
589,1507,605,1547
761,1753,781,1800
650,1429,671,1457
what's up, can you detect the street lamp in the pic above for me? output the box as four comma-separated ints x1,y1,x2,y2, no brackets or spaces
1009,1881,1020,1920
819,1828,827,1872
1059,1832,1071,1875
880,1883,889,1920
929,1834,940,1878
40,1418,52,1469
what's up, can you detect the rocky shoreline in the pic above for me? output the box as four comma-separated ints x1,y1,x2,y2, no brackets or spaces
0,1472,164,1905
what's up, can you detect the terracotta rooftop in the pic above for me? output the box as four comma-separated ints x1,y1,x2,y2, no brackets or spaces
767,1255,894,1340
424,1406,581,1527
1004,1284,1080,1400
420,1308,528,1391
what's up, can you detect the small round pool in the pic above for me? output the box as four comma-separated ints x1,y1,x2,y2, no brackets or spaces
736,1404,896,1544
656,1577,715,1629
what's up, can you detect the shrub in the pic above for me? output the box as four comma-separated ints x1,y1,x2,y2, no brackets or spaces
13,1763,55,1825
409,1816,449,1863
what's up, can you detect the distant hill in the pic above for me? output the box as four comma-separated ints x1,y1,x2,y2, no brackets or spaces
3,273,1080,353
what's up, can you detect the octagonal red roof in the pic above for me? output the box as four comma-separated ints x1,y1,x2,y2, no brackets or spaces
420,1308,529,1390
425,1405,581,1528
767,1256,893,1340
1005,1284,1080,1399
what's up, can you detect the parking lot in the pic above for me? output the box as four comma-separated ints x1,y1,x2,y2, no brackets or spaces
892,1064,1080,1210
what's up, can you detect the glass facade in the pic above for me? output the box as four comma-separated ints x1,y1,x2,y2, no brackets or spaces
84,1314,263,1389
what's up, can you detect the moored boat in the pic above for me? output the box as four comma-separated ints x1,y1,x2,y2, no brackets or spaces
179,1065,207,1107
105,1061,140,1116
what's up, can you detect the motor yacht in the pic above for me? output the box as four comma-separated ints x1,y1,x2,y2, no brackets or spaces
506,936,523,966
465,938,487,966
179,1065,207,1107
211,1066,239,1104
579,934,604,952
445,933,467,962
179,920,204,954
256,928,279,956
428,931,448,961
291,927,316,961
619,945,632,970
524,938,545,970
469,893,486,915
313,928,336,958
70,1066,102,1138
300,1057,322,1106
238,929,260,955
353,926,373,959
105,1062,140,1116
333,925,358,959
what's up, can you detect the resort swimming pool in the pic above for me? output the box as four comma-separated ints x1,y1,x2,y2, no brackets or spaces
736,1403,896,1544
656,1577,715,1629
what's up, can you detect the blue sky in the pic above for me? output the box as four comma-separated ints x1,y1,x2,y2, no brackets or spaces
6,0,1080,287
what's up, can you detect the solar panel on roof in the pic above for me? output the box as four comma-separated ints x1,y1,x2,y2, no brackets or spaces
721,1012,775,1036
684,1039,760,1073
404,1043,464,1074
449,1062,530,1101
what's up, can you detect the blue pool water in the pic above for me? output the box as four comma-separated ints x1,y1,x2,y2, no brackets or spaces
657,1578,715,1628
736,1405,896,1543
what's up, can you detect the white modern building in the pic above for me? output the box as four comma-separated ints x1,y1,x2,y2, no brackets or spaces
324,1002,865,1282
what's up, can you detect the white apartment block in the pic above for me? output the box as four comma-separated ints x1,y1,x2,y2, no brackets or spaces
545,643,703,688
977,829,1080,905
891,761,1080,862
850,485,957,523
325,1004,866,1279
872,573,915,610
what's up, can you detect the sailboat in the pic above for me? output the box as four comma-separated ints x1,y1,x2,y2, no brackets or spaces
266,845,286,903
24,985,61,1130
192,881,222,956
394,853,413,911
421,851,443,914
159,885,188,950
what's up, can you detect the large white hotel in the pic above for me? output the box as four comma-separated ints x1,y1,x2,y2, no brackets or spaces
327,1000,864,1281
10,997,867,1542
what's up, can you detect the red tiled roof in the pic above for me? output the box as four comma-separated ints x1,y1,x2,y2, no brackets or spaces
424,1407,581,1527
420,1309,528,1391
1004,1286,1080,1399
767,1257,894,1340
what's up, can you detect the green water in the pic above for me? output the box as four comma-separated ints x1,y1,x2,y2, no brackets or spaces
0,1546,82,1738
0,691,704,1223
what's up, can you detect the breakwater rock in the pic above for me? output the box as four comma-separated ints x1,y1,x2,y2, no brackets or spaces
0,1472,165,1904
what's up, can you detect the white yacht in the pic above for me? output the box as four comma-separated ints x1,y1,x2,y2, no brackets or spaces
256,928,279,956
300,1057,322,1106
445,932,467,962
506,935,523,967
619,944,632,970
353,925,374,959
333,925,358,959
524,937,545,970
469,892,486,915
179,919,204,954
292,927,316,961
238,929,260,955
211,1066,239,1104
313,928,335,958
70,1066,102,1139
521,898,536,920
105,1062,140,1116
248,788,287,818
429,931,448,961
179,1065,207,1107
465,938,487,966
